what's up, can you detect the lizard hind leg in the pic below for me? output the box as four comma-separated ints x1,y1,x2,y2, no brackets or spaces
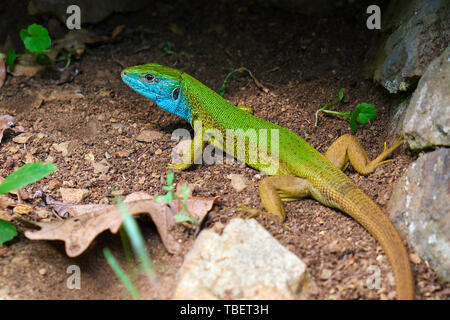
258,175,312,222
325,134,403,176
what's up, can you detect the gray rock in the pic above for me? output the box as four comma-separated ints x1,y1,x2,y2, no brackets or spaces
388,148,449,283
28,0,147,24
403,47,450,150
173,218,316,299
371,0,449,93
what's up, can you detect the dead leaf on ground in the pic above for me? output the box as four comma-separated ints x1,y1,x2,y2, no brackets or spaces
53,29,110,58
56,65,80,85
25,191,217,257
0,115,25,144
10,51,58,77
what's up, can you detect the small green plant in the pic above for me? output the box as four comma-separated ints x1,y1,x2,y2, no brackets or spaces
0,162,57,245
6,23,72,72
154,171,198,225
315,89,378,133
103,197,156,300
217,68,240,96
161,42,185,57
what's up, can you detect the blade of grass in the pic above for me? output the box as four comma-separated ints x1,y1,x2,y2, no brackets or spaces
103,248,140,300
117,197,155,279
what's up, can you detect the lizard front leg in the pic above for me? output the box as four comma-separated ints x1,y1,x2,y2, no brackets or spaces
168,121,206,171
258,176,312,221
325,134,403,175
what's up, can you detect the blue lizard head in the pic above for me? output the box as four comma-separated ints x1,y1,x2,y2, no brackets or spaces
121,63,192,121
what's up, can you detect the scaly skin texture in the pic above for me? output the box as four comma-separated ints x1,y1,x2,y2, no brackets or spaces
121,64,414,299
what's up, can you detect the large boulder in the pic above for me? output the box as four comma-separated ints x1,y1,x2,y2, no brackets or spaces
369,0,449,93
402,47,450,150
388,148,449,283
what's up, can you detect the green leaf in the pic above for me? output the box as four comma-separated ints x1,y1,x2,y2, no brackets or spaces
20,24,51,53
0,219,18,245
166,171,174,186
174,210,195,223
153,195,166,203
0,162,57,194
355,103,378,124
179,183,189,199
349,107,361,133
6,46,18,71
338,89,344,103
36,52,51,65
217,85,226,96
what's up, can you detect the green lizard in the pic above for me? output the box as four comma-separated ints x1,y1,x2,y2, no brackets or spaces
121,63,414,300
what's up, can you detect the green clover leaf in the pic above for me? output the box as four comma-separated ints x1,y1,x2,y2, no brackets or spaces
20,24,51,53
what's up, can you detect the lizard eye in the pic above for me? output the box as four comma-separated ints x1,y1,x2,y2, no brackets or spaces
144,74,155,82
172,87,180,100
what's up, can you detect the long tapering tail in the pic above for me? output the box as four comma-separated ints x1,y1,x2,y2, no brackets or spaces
336,184,415,299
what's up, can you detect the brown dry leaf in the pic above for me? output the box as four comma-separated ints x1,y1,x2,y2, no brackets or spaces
47,88,84,101
54,29,110,55
25,191,217,257
10,52,57,77
0,53,6,88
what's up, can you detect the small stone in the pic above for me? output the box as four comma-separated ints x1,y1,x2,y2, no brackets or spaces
92,159,110,174
84,152,95,163
13,132,34,144
136,130,163,143
138,176,146,184
9,146,19,154
48,179,61,191
409,253,421,264
154,148,162,155
59,188,89,204
117,149,132,157
13,204,32,215
36,208,50,219
24,153,35,164
38,268,47,276
227,174,249,192
52,141,76,157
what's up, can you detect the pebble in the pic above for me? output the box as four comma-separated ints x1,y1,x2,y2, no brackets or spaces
52,141,76,157
409,253,421,264
38,268,47,276
136,130,163,143
12,132,35,144
117,150,132,157
59,188,89,204
227,174,249,192
36,208,50,219
13,204,32,215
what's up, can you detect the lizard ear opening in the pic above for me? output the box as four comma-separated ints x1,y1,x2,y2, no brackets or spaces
172,87,180,100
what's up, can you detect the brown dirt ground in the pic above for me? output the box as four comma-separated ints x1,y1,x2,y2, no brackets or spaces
0,0,448,300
